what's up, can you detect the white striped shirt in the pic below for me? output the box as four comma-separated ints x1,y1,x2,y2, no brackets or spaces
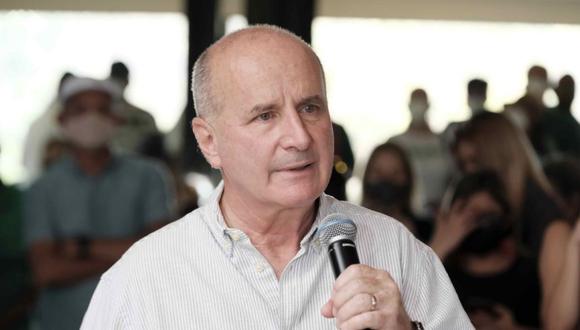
82,183,473,329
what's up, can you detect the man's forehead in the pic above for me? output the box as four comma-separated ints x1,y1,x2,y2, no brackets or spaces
200,27,326,122
208,28,318,71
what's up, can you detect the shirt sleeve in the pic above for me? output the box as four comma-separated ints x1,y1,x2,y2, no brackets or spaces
141,161,175,226
23,179,55,245
81,267,129,329
400,233,474,329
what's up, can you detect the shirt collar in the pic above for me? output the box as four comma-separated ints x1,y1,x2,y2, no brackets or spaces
202,182,336,256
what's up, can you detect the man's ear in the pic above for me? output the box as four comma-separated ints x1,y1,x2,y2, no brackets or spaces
191,117,221,169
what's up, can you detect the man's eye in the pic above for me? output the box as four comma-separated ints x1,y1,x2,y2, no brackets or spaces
301,104,319,113
257,112,272,121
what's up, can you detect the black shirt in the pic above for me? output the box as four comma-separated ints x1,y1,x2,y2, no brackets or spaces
519,179,563,259
447,256,541,328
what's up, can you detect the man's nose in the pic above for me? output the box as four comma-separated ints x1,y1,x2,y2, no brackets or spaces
279,109,312,151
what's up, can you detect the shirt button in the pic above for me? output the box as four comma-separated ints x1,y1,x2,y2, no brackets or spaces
255,264,265,273
231,232,241,241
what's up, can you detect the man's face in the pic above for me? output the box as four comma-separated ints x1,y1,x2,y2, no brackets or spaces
367,151,408,186
200,37,334,209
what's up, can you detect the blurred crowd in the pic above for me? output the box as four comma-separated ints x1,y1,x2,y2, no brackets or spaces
1,62,579,330
355,66,580,330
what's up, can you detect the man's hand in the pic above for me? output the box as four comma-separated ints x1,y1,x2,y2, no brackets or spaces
321,264,412,330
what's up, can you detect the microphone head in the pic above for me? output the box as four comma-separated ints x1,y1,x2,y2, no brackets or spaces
317,213,357,247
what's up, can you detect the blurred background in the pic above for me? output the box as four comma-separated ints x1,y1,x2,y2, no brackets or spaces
1,0,580,329
1,0,579,199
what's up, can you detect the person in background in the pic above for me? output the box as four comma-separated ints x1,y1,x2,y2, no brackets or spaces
324,122,355,200
442,171,541,329
109,61,160,154
541,75,580,159
139,133,199,217
451,111,572,326
22,72,74,183
0,146,34,330
467,78,490,116
543,159,580,329
442,78,491,174
543,218,579,330
362,142,432,242
24,77,175,330
544,158,580,223
389,88,449,218
506,65,550,156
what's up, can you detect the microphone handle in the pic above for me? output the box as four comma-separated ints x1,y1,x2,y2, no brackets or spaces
328,239,361,278
328,239,370,330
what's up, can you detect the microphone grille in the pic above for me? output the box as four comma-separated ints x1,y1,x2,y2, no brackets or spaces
317,213,357,247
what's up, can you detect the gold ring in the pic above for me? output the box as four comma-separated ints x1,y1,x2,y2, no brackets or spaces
370,294,377,311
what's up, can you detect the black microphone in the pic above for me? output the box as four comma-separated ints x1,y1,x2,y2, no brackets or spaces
317,213,360,278
318,214,423,330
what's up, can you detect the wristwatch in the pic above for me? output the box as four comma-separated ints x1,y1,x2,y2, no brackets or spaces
411,321,424,330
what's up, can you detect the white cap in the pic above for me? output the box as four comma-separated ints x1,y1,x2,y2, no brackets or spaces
59,77,123,105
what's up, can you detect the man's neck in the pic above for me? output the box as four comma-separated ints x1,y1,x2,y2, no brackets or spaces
219,187,317,278
72,146,112,176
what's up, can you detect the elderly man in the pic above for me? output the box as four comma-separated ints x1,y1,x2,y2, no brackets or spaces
82,26,472,329
24,77,174,330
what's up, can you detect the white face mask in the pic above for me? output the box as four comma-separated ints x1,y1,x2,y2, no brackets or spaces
409,102,428,121
62,112,117,149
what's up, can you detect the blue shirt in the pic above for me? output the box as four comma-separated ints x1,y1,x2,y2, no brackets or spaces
24,154,174,330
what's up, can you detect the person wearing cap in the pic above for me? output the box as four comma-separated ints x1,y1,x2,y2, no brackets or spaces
82,26,472,329
23,77,175,330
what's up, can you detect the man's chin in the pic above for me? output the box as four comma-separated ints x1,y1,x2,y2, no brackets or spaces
271,184,323,208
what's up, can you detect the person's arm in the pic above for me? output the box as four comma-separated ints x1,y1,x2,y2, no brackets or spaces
80,262,130,329
29,225,165,288
409,237,475,328
543,220,579,330
469,304,533,330
28,241,112,288
58,221,167,263
538,220,574,327
24,181,111,288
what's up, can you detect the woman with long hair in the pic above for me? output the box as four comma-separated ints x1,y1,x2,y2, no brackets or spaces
451,111,573,326
361,142,432,242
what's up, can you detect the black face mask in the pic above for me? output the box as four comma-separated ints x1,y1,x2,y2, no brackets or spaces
460,212,511,256
364,180,410,207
